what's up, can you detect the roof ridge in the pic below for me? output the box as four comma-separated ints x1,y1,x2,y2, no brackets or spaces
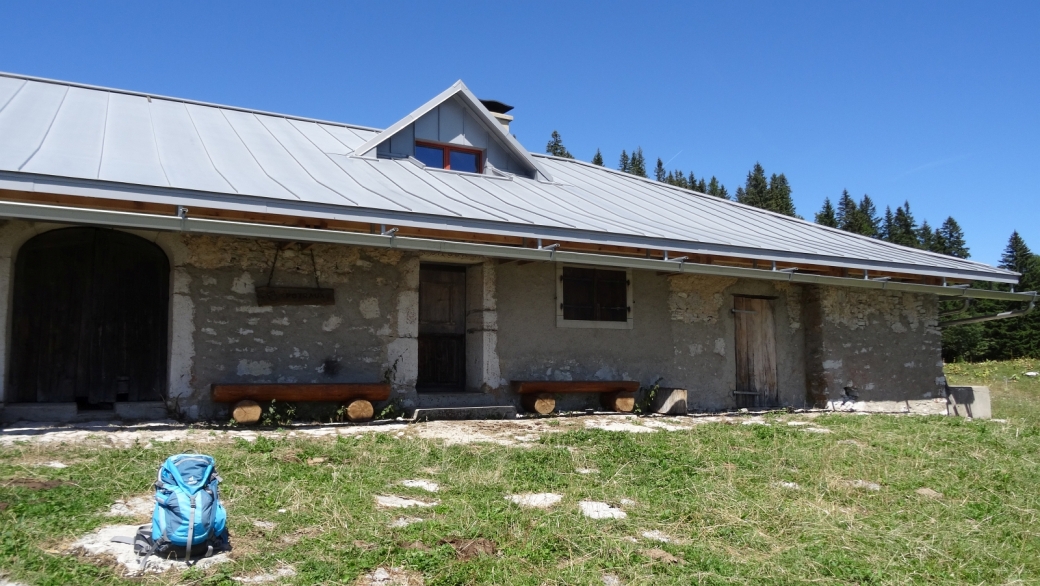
533,153,1011,275
0,70,384,134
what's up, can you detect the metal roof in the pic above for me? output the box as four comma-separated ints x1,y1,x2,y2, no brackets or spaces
0,72,1018,283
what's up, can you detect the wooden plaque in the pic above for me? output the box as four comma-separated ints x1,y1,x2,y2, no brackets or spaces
255,286,335,306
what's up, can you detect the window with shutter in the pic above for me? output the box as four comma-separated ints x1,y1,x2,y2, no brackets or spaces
556,265,633,329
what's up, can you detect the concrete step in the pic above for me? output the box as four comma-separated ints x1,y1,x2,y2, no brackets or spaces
411,406,517,422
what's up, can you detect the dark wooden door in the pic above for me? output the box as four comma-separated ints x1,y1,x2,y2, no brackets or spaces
9,228,170,406
733,297,778,408
417,264,466,391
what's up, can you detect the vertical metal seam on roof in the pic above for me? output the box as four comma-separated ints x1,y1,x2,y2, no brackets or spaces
261,114,361,206
95,92,111,179
504,176,640,234
16,85,69,171
392,160,537,224
182,102,239,194
362,160,487,218
145,96,172,187
0,79,26,115
538,154,984,270
315,123,355,154
460,174,574,227
291,121,419,211
217,108,301,200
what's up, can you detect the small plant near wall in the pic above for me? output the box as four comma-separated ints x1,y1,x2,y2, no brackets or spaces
635,377,664,414
261,399,296,427
376,399,404,420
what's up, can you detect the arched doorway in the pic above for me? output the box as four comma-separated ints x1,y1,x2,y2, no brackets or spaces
8,228,170,407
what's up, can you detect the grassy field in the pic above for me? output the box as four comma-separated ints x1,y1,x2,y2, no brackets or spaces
1,359,1039,585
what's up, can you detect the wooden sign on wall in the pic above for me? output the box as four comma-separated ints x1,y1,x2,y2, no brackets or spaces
255,286,335,306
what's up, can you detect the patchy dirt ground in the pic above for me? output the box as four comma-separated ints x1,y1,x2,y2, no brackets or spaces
0,412,844,449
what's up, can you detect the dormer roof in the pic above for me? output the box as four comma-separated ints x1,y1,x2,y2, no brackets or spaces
352,81,552,181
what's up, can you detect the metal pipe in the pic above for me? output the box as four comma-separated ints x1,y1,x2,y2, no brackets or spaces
0,199,1033,304
939,293,1036,327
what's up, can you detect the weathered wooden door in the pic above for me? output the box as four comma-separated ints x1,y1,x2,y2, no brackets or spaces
417,264,466,391
9,228,170,406
733,296,778,408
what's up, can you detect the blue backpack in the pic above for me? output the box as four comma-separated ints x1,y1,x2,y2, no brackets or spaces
115,454,231,565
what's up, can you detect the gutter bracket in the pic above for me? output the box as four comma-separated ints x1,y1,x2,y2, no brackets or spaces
939,291,1037,327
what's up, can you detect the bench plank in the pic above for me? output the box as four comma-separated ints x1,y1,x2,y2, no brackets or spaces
212,383,391,403
511,381,640,395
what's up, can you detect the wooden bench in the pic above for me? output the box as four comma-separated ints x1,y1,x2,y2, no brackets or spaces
212,383,391,424
511,381,641,415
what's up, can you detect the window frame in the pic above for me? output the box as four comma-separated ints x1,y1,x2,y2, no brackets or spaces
555,264,634,330
414,140,484,174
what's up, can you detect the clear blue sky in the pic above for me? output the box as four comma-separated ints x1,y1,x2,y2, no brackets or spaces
2,1,1036,266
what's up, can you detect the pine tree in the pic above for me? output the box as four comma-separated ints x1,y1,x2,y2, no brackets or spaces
1000,231,1036,275
856,195,880,237
545,131,573,159
836,190,858,231
618,150,629,173
881,206,895,241
654,158,666,181
707,177,728,199
889,202,920,247
766,173,796,216
629,148,647,177
735,187,746,202
815,198,838,227
918,220,936,252
935,217,969,258
738,163,770,208
697,178,707,193
591,149,604,166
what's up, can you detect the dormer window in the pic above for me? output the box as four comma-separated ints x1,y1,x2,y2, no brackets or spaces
415,141,483,173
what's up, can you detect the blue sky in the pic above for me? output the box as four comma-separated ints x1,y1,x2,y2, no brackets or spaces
2,1,1036,266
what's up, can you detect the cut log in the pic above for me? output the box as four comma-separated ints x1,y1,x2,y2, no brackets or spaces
600,391,636,413
521,393,556,415
212,383,390,403
649,387,688,415
345,399,374,422
232,400,262,425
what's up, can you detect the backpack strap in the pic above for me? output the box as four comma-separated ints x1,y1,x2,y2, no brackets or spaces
185,494,197,563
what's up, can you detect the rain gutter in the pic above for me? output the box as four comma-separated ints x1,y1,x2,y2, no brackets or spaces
0,199,1033,305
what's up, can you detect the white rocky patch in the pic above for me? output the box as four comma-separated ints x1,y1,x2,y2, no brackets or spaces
389,517,424,528
844,480,881,491
399,479,439,493
505,493,563,509
802,427,832,434
575,468,599,475
641,530,672,543
776,481,800,490
105,495,154,518
233,566,296,583
39,461,68,468
579,501,627,519
70,524,229,574
375,495,438,509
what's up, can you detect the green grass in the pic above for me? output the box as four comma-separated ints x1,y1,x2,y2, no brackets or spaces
1,360,1039,585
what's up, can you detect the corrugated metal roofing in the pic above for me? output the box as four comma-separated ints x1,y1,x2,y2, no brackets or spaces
0,72,1017,283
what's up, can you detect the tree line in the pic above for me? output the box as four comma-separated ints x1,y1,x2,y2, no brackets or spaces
546,130,1039,361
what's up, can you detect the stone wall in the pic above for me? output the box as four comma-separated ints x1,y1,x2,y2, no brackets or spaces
180,235,417,419
805,285,944,406
0,219,947,420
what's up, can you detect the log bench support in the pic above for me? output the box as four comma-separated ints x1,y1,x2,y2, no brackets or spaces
511,381,640,415
212,383,391,424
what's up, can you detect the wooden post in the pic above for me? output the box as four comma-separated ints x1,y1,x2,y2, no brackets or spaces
600,392,636,413
231,400,262,425
345,399,374,422
521,393,556,415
